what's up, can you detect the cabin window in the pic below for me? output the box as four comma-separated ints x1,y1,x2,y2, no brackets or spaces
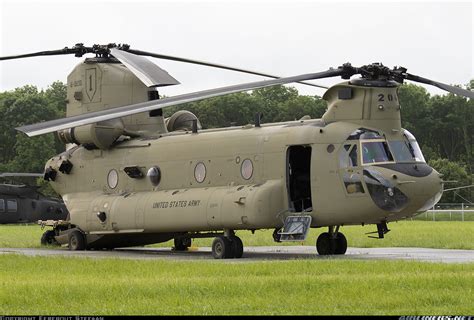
107,169,119,189
0,199,4,212
7,199,17,212
241,159,253,180
194,162,206,183
147,166,162,186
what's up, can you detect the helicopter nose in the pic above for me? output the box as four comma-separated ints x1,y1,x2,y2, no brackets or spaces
395,167,443,213
363,164,443,214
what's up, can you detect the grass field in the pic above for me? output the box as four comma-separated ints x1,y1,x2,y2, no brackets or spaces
1,221,473,315
2,220,473,250
0,254,473,315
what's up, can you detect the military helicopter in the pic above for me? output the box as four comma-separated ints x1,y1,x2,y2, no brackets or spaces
0,173,68,232
1,43,472,258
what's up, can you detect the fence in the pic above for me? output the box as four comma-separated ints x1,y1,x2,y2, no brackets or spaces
413,203,474,221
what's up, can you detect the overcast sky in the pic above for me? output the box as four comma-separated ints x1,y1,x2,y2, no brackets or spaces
0,0,472,98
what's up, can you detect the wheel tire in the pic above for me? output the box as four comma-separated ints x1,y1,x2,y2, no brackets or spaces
272,228,282,243
68,230,86,251
40,230,57,246
212,236,232,259
174,237,191,251
316,232,335,255
334,233,347,255
229,236,244,259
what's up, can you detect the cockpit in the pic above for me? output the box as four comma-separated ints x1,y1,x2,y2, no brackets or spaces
341,128,425,167
338,128,428,213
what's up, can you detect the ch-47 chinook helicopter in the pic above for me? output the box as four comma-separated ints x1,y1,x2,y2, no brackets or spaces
0,173,68,226
1,43,472,258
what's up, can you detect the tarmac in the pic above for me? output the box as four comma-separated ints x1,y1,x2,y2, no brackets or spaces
1,246,474,263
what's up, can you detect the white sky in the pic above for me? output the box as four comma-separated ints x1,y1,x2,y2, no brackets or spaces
0,0,472,97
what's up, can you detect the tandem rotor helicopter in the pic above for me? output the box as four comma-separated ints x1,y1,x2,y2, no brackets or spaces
1,43,472,258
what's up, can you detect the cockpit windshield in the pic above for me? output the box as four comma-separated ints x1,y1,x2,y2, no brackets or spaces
387,129,426,163
361,140,394,164
343,128,396,165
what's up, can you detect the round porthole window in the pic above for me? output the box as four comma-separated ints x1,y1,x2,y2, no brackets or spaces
241,159,253,180
194,162,206,183
147,166,161,186
107,169,119,189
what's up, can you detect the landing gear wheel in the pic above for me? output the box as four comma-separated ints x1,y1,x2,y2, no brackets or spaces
68,230,86,251
272,228,282,243
316,232,335,255
174,237,191,251
212,236,232,259
40,230,58,246
334,233,347,255
229,235,244,258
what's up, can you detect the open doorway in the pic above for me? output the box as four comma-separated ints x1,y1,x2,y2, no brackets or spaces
287,145,312,212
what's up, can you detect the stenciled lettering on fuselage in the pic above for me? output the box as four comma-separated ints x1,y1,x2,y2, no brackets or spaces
152,200,201,209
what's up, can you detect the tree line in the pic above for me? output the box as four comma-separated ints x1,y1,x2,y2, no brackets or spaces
0,81,472,203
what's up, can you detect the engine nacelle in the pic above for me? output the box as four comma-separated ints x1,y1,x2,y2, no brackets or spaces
165,110,202,132
57,119,125,150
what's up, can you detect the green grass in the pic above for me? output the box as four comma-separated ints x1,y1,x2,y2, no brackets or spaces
0,255,473,315
412,210,474,221
1,221,474,250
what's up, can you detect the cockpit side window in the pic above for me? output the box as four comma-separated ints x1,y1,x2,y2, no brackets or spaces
349,145,358,166
339,144,358,168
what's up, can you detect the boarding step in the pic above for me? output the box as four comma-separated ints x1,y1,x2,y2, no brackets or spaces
278,215,312,242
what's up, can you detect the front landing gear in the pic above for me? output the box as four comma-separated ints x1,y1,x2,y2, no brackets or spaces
316,226,347,255
212,232,244,259
173,237,192,251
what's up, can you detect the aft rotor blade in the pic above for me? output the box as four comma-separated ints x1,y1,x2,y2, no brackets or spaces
17,68,343,137
125,48,328,89
110,48,180,87
405,73,474,99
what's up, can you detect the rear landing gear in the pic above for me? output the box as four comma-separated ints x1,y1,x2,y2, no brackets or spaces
316,226,347,255
68,230,86,251
40,230,58,246
211,232,244,259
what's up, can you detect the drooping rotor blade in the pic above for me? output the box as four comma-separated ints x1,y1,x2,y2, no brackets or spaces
110,48,180,87
0,48,74,61
124,48,328,89
0,44,91,61
405,73,474,99
17,67,345,137
0,173,43,178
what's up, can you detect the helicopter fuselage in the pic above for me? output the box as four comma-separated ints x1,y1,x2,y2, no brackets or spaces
45,113,442,247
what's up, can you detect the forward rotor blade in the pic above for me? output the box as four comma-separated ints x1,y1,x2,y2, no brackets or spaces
17,68,343,137
125,48,328,89
0,173,43,178
0,48,73,61
110,48,180,87
405,73,474,99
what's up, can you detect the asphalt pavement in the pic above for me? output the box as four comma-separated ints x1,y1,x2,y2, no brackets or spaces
1,246,473,263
